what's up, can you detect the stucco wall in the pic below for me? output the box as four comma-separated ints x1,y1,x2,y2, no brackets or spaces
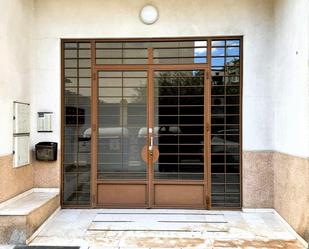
274,0,309,158
0,0,35,201
0,0,34,156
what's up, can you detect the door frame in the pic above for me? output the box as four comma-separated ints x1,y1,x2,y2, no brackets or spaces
92,61,211,209
60,36,243,210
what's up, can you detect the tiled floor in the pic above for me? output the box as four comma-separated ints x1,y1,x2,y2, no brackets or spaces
28,209,305,249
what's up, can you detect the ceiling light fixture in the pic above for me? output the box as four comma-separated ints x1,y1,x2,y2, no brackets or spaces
139,5,159,25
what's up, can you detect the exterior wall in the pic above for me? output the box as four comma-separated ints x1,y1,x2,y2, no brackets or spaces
273,152,309,242
0,0,34,156
273,0,309,241
274,0,309,158
0,0,35,202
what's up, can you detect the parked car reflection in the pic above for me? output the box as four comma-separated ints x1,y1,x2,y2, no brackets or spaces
138,126,204,173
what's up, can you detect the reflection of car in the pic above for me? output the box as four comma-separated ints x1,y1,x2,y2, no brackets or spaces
83,128,130,170
83,127,129,138
138,126,204,173
211,129,239,154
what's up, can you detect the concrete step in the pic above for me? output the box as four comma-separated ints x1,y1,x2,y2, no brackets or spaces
0,188,59,244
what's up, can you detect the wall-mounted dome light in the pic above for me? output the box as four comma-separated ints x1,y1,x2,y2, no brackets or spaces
139,5,159,25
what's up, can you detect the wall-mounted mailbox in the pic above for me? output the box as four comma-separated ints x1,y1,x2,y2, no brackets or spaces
35,142,57,161
37,112,53,132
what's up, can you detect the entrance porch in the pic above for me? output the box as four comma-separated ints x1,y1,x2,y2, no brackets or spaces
29,209,305,249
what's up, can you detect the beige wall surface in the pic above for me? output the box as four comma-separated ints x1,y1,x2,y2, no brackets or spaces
0,155,34,203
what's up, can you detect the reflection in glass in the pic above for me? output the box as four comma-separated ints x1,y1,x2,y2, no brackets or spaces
97,71,148,179
63,42,92,206
154,70,204,180
210,38,241,208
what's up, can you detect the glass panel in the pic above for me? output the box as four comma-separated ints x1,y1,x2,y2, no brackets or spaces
211,40,225,46
211,48,225,56
154,58,206,64
226,40,240,46
63,42,91,206
96,41,208,65
227,47,240,56
210,38,241,208
154,70,204,180
97,71,147,179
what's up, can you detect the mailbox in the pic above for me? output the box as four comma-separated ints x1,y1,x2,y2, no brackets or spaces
35,142,58,161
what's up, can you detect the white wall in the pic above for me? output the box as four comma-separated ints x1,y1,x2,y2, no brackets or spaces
31,0,276,151
0,0,34,156
274,0,309,158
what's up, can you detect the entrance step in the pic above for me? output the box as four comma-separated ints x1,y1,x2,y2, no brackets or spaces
0,188,59,245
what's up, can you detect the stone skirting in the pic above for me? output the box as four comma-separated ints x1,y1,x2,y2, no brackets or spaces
0,154,33,203
32,151,60,188
0,152,61,204
243,150,309,242
273,152,309,242
243,151,274,208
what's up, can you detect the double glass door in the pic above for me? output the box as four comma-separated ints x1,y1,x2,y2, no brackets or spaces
95,67,209,208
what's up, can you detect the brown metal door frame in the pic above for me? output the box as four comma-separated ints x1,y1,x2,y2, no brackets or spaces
92,62,211,209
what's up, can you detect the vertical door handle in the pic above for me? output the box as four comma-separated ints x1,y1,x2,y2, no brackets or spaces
149,136,154,156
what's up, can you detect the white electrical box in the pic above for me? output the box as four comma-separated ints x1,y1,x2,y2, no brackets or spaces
13,136,30,168
13,101,30,168
13,102,30,134
37,112,53,132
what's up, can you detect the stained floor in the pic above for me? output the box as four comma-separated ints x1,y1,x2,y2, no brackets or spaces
29,209,305,249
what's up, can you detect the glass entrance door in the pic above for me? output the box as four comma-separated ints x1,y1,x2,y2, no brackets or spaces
153,70,205,180
95,68,207,208
96,70,149,207
150,69,207,207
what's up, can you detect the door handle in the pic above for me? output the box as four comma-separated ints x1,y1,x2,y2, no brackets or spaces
149,136,154,156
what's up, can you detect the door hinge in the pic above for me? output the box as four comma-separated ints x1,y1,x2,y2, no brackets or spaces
93,72,96,80
206,195,210,205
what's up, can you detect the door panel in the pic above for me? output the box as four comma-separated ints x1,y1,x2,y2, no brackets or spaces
154,184,204,207
153,70,205,181
97,184,147,206
95,68,207,208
